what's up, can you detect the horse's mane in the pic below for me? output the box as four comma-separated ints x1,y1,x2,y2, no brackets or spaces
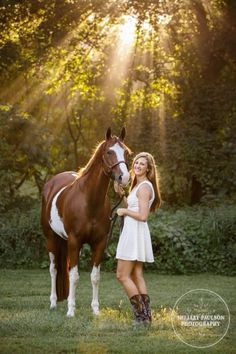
77,140,106,178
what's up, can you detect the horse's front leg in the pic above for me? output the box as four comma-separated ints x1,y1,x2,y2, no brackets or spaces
67,265,79,317
90,264,101,315
90,240,106,315
67,235,80,317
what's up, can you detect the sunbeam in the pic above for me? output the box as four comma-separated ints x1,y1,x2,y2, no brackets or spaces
118,15,137,49
103,14,138,99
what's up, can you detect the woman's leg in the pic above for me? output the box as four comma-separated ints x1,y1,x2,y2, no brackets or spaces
131,261,147,294
116,259,139,298
116,260,148,324
131,262,152,323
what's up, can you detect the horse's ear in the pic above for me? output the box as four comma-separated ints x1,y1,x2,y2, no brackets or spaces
106,127,112,140
119,127,126,141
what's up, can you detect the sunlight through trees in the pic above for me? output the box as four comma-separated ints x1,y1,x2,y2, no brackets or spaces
0,0,236,205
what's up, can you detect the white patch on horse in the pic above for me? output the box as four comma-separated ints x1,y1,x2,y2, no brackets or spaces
109,143,130,185
49,186,68,239
67,266,79,317
90,264,101,315
49,252,57,308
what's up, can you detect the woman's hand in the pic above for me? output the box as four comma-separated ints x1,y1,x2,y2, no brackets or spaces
114,181,125,197
117,208,127,216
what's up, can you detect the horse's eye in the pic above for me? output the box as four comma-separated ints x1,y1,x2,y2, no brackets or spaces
107,150,112,155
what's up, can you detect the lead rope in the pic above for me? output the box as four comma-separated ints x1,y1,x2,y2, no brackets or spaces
104,195,125,257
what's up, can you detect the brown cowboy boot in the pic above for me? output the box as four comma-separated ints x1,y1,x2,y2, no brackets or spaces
129,294,147,325
141,294,152,323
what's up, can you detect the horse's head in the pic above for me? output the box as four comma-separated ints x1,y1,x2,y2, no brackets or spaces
102,127,131,186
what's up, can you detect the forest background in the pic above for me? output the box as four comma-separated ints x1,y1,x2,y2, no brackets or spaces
0,0,235,274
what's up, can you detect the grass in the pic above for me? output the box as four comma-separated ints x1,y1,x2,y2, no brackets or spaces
0,270,235,354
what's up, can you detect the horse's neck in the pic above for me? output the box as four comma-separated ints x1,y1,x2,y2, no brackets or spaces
80,161,109,202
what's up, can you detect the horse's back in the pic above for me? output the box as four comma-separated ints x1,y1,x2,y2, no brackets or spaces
42,171,78,204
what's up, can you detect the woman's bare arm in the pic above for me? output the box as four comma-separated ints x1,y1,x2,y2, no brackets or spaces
117,185,151,221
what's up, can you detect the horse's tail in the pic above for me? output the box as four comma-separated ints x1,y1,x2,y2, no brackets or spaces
55,236,69,301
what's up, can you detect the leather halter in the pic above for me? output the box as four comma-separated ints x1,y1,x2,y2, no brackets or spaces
102,154,128,177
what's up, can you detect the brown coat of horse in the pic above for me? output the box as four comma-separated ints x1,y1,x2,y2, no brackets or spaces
41,128,131,316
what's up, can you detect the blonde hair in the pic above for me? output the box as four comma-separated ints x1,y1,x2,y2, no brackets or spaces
130,152,161,211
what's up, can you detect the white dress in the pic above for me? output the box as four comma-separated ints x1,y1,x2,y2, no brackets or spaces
116,180,155,263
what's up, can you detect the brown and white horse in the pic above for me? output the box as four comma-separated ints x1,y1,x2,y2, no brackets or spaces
41,127,131,317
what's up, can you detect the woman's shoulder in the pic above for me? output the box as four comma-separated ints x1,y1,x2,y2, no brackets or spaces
136,181,154,194
137,180,153,188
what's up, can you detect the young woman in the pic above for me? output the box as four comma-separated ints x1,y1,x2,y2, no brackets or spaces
114,152,161,325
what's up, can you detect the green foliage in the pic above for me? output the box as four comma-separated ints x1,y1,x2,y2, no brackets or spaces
148,204,236,275
1,1,236,204
0,198,47,268
1,199,235,276
107,203,236,276
0,104,51,208
1,0,236,296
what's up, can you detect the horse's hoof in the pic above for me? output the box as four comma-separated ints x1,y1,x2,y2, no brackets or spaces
92,308,100,316
50,302,57,309
67,310,75,317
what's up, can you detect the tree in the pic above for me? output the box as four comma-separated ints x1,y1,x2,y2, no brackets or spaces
0,0,235,205
0,104,50,208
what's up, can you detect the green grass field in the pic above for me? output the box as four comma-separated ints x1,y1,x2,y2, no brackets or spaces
0,270,235,354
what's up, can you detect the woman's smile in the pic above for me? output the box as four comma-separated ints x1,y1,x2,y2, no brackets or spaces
133,157,148,176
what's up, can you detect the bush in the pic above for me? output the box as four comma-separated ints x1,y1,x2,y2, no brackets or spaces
0,198,235,275
147,204,236,275
107,203,236,275
0,198,47,268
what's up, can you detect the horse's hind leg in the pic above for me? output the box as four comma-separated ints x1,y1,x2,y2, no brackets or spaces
49,252,57,308
67,234,80,317
45,232,58,309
